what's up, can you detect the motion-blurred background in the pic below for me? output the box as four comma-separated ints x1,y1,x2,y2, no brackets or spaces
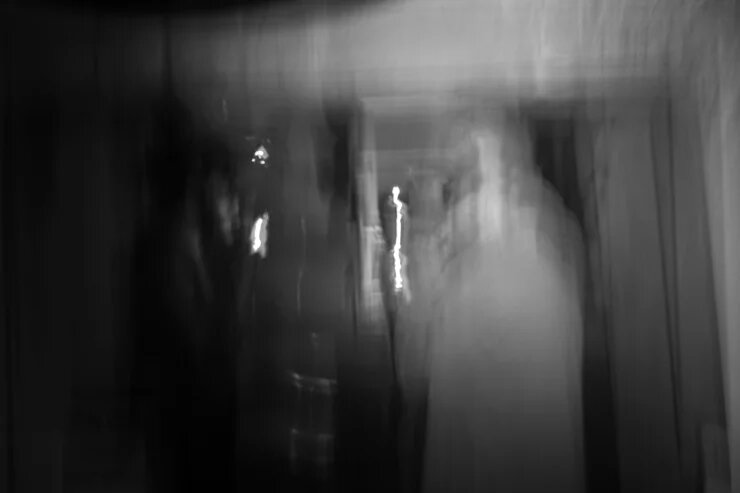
1,1,739,493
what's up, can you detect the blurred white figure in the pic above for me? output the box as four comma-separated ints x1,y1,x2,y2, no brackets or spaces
422,111,585,493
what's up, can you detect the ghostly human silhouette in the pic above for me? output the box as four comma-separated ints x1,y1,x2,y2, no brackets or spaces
131,97,238,493
422,110,586,493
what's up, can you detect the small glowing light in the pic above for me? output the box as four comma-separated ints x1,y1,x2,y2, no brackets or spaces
250,212,269,258
250,144,270,167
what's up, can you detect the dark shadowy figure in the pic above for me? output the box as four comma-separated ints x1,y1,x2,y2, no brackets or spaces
130,97,239,493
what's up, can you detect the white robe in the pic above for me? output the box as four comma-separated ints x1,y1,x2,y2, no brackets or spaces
422,201,585,493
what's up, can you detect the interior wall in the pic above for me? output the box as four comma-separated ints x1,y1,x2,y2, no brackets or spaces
718,28,740,493
1,4,9,488
590,103,683,493
581,62,731,493
100,0,688,115
669,4,740,491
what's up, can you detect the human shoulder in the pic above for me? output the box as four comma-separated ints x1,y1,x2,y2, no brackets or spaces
533,184,582,269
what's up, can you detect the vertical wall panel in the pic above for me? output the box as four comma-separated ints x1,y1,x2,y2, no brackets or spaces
0,5,9,491
717,13,740,492
674,8,739,491
593,106,683,493
667,73,726,491
575,117,621,493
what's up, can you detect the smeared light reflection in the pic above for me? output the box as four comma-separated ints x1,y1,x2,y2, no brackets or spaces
250,212,269,258
392,186,404,292
251,145,269,167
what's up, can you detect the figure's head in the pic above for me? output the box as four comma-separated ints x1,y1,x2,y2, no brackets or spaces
444,109,533,203
470,109,533,188
442,107,536,242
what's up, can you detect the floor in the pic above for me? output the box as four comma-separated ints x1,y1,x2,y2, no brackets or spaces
61,332,400,493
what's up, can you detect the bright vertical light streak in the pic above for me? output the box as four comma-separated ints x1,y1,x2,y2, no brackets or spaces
250,213,269,258
392,186,404,292
252,217,263,251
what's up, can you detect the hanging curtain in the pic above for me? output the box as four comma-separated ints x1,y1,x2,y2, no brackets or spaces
658,86,726,490
581,96,724,493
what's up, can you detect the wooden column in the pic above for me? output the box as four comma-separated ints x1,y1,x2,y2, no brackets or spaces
716,18,740,493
